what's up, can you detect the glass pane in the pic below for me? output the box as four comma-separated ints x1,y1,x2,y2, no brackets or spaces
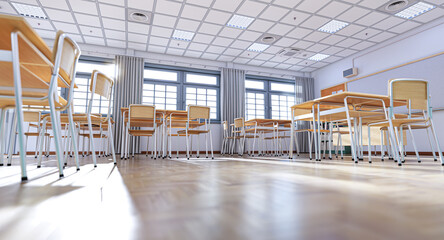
245,80,264,90
270,82,295,93
155,85,165,91
187,88,196,94
144,69,178,81
197,88,206,95
144,84,154,90
186,73,217,85
207,89,216,95
166,86,177,92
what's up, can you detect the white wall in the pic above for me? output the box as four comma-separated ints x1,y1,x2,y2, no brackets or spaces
312,17,444,152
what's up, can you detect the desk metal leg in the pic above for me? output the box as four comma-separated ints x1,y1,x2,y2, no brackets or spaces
312,105,318,161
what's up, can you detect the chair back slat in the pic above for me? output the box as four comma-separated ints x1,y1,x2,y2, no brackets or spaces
234,117,244,128
23,111,40,123
390,79,428,110
188,105,210,119
129,104,155,119
91,70,114,99
223,121,228,130
53,30,80,81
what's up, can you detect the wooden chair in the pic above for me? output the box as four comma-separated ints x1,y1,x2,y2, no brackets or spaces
230,117,260,156
177,105,214,160
368,79,442,165
220,121,235,155
0,21,81,180
125,104,157,159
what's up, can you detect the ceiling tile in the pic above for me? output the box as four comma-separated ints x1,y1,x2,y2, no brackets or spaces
368,32,396,42
107,39,127,48
188,43,208,51
224,48,243,56
102,18,126,31
169,40,189,49
337,7,371,22
322,46,345,55
237,0,268,17
0,1,16,14
212,36,234,46
100,4,125,20
280,10,311,26
205,10,231,25
201,53,219,60
300,15,330,30
238,30,262,41
148,45,166,53
336,24,366,36
323,55,342,63
284,58,303,65
83,36,105,45
274,37,298,47
69,0,98,15
355,12,389,26
262,62,279,68
249,19,275,32
268,23,294,35
98,0,125,6
317,1,352,18
212,0,243,12
181,4,208,21
259,5,290,21
153,14,177,28
75,13,102,27
303,31,329,42
40,0,70,10
287,27,313,39
128,22,150,34
25,18,54,30
414,7,444,23
155,0,182,16
150,26,173,38
233,57,250,64
372,17,404,30
219,27,243,38
388,21,421,34
359,0,388,9
187,0,213,7
167,48,185,56
176,19,201,32
79,25,103,37
353,28,382,40
206,45,226,54
272,0,303,8
336,38,361,48
296,0,331,12
198,23,222,35
217,55,236,62
249,60,266,66
320,35,346,45
292,40,315,49
128,33,148,44
350,41,375,51
128,0,154,11
149,36,169,46
45,9,75,23
104,29,126,40
35,29,56,39
53,21,80,34
184,50,203,58
255,53,274,61
307,43,329,52
193,33,215,43
128,42,147,51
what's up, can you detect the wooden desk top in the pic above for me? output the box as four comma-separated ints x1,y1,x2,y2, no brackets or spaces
245,119,292,127
120,107,187,117
291,92,406,110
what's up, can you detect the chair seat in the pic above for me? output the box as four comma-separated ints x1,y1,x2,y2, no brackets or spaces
177,129,209,135
79,133,107,138
128,129,155,136
370,118,427,128
332,131,351,134
295,129,330,133
25,132,50,136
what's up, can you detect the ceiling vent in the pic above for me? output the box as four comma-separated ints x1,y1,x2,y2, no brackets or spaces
128,9,152,24
277,48,304,58
256,33,282,45
377,0,418,14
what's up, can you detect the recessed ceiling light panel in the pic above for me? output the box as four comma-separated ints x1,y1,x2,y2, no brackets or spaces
172,30,195,41
247,43,269,52
227,15,254,29
11,3,47,19
318,20,349,34
395,2,435,19
308,54,330,61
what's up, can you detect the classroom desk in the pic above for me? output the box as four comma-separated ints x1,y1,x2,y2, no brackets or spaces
290,92,407,165
244,119,292,156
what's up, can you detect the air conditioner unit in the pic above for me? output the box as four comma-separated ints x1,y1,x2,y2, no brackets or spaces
343,68,358,78
277,48,303,57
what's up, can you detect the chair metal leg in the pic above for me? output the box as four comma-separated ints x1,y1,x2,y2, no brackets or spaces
407,125,421,163
0,109,5,166
87,115,97,167
68,108,80,170
429,119,444,164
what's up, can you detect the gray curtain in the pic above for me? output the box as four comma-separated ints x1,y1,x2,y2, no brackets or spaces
295,76,315,153
112,55,144,153
221,68,245,126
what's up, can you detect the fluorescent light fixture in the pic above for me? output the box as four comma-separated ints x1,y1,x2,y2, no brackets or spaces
247,43,269,52
172,30,195,41
11,2,47,19
395,2,435,19
318,20,349,34
227,15,254,29
309,54,329,61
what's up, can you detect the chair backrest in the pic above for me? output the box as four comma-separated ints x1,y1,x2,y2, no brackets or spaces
90,70,114,100
88,70,114,116
222,121,228,130
389,79,430,118
23,111,40,123
188,105,210,120
129,104,156,120
234,117,244,128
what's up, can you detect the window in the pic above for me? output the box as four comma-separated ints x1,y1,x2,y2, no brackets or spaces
73,60,115,115
245,76,300,120
143,66,220,120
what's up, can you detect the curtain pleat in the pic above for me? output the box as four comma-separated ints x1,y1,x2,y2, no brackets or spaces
221,68,245,126
295,76,315,153
112,55,144,153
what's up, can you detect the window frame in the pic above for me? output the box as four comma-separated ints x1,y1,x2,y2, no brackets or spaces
245,75,298,120
144,64,221,122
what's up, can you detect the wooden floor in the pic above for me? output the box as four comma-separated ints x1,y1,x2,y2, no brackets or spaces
1,153,444,240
